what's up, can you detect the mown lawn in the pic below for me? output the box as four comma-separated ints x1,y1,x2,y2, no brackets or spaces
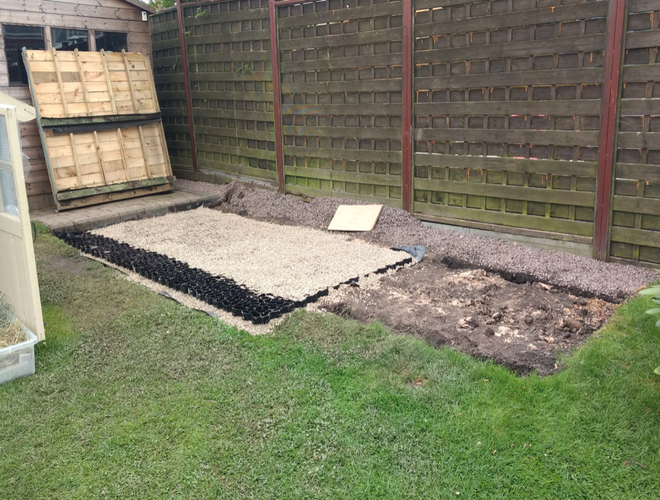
0,227,659,499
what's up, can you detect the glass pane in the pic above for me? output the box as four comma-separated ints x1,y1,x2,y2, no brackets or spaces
95,32,128,53
0,115,19,218
3,25,45,85
52,28,88,51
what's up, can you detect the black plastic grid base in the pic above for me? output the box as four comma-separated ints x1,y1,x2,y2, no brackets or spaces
57,232,412,324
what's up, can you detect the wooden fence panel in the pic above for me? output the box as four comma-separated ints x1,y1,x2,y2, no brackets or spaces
276,0,404,206
183,0,277,183
609,0,660,265
412,0,608,243
151,9,193,171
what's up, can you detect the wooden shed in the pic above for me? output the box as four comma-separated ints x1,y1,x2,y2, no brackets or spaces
0,0,155,210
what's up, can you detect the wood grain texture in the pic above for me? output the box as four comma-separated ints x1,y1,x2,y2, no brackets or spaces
0,0,153,209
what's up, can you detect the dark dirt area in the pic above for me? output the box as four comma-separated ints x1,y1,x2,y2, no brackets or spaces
175,179,651,375
318,253,616,376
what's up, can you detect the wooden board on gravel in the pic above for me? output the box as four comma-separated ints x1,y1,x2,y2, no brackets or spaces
328,204,383,232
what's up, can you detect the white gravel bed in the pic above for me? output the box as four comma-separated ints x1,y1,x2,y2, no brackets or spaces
92,207,407,301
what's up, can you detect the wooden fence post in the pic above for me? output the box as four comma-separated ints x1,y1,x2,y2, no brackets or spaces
177,0,198,172
593,0,627,260
269,0,285,193
402,0,413,213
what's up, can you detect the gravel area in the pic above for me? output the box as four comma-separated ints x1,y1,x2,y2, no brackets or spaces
175,179,658,300
92,208,407,301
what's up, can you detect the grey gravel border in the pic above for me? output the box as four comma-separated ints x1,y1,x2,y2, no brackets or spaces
175,179,658,301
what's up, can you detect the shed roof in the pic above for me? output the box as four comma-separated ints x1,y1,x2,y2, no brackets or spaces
122,0,156,14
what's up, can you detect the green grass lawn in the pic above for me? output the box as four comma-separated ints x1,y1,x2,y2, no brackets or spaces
1,227,659,499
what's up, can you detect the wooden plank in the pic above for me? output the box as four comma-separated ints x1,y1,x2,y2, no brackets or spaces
282,79,401,94
616,132,660,149
50,48,70,117
93,131,108,184
188,51,272,64
414,177,595,206
117,128,131,182
137,126,153,179
57,177,170,200
602,98,660,116
184,7,269,25
280,53,402,72
414,2,608,37
414,100,602,116
74,49,91,115
414,153,596,177
190,108,274,122
283,103,400,116
284,166,401,186
277,2,402,29
186,29,270,44
610,226,660,248
612,194,660,216
279,27,402,51
415,34,606,64
328,204,384,231
122,50,140,113
101,50,118,115
69,133,82,188
186,90,274,102
629,0,659,13
285,145,401,163
57,183,173,210
625,30,660,50
415,128,600,147
188,71,273,83
196,143,276,161
615,163,660,182
194,125,276,142
282,125,400,140
414,202,594,239
415,68,604,91
623,64,660,82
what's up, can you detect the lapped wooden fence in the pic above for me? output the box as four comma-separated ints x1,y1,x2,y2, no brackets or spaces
151,0,660,267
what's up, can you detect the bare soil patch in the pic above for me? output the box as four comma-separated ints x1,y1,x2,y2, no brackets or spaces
314,253,616,375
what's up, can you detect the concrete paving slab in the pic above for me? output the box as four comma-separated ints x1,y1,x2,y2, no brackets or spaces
31,190,219,233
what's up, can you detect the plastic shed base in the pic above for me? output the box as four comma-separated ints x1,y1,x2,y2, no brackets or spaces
58,232,412,324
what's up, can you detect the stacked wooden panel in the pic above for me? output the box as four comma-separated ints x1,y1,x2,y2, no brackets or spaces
183,0,277,183
277,0,404,206
609,0,660,266
24,48,172,210
412,0,608,242
151,9,194,171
